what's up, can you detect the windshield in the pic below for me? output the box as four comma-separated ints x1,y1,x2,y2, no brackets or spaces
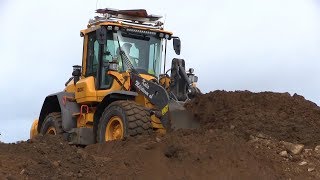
103,30,163,77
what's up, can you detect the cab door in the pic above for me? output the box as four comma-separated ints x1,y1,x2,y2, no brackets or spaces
76,30,117,103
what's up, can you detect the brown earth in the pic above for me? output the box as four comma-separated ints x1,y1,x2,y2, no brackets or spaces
186,90,320,146
1,90,320,179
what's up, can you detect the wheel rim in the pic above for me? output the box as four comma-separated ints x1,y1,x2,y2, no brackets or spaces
46,127,57,135
105,116,124,141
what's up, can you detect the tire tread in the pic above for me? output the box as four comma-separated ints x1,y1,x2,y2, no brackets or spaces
97,100,153,142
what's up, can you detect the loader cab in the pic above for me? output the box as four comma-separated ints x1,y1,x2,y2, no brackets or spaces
70,9,180,103
83,26,167,90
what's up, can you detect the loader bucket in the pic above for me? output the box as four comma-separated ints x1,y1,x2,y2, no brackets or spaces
168,99,200,130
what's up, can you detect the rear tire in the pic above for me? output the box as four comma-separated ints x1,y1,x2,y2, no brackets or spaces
40,112,63,135
97,100,153,143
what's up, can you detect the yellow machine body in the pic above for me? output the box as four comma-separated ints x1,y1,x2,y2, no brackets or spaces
30,8,199,144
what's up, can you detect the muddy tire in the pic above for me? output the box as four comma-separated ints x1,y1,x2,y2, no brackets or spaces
40,112,63,135
97,100,153,143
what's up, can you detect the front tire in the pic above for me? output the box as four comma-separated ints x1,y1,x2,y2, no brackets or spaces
97,101,153,143
40,112,63,135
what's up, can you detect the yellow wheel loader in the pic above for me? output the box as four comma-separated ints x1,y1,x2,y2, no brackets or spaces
30,8,200,145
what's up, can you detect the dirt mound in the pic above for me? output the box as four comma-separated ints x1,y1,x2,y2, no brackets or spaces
2,90,320,179
186,90,320,146
84,130,279,179
0,135,99,179
0,132,280,179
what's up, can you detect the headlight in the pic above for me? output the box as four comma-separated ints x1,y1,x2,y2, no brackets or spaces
194,76,198,83
126,28,157,35
107,26,113,31
188,74,198,83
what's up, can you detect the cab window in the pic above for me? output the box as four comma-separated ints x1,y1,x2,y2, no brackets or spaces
86,33,99,77
85,32,113,89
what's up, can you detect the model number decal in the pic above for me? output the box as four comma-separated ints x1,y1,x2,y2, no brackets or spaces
135,79,154,99
77,87,84,92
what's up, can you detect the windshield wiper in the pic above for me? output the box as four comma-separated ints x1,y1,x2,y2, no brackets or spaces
116,36,139,75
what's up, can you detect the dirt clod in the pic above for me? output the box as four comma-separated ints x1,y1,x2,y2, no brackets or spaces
308,167,315,172
280,151,289,157
164,145,180,158
299,161,308,166
282,141,305,155
314,145,320,152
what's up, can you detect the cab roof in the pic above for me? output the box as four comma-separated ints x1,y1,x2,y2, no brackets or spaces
81,8,172,36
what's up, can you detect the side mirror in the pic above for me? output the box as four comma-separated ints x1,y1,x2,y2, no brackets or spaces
173,37,181,55
72,65,82,85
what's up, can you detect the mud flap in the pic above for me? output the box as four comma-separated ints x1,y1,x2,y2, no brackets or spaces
68,128,95,145
168,100,199,130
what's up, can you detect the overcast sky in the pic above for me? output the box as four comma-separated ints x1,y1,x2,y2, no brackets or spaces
0,0,320,142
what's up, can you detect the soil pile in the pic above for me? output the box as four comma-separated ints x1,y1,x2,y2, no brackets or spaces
0,132,280,179
0,136,99,179
186,90,320,146
1,90,320,179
